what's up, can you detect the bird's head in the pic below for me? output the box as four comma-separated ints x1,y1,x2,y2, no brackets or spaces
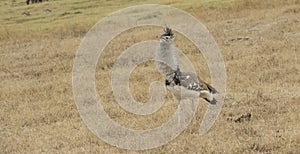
159,26,175,45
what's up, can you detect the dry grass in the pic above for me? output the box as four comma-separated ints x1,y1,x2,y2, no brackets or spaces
1,0,300,153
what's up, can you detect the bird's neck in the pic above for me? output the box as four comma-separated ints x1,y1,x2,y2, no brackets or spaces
156,43,179,77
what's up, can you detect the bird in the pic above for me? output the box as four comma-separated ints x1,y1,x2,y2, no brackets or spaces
155,26,217,125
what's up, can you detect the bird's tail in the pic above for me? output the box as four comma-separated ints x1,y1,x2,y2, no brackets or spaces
200,90,217,104
206,83,218,94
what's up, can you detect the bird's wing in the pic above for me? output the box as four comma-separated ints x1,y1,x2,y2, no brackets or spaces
179,72,217,94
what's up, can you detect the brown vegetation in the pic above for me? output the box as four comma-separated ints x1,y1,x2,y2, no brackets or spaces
0,0,299,153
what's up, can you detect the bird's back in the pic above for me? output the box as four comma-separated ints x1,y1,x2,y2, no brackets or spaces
176,72,216,93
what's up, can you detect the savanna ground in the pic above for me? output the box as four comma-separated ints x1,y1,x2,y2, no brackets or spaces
1,0,300,153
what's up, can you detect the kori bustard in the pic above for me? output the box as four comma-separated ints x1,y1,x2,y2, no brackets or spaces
155,27,217,124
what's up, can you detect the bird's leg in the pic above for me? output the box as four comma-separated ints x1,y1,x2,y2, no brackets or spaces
191,98,195,113
176,99,182,127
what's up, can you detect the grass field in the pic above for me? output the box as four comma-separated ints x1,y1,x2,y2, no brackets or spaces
1,0,300,153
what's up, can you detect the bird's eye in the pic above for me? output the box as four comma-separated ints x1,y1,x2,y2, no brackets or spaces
166,36,170,39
